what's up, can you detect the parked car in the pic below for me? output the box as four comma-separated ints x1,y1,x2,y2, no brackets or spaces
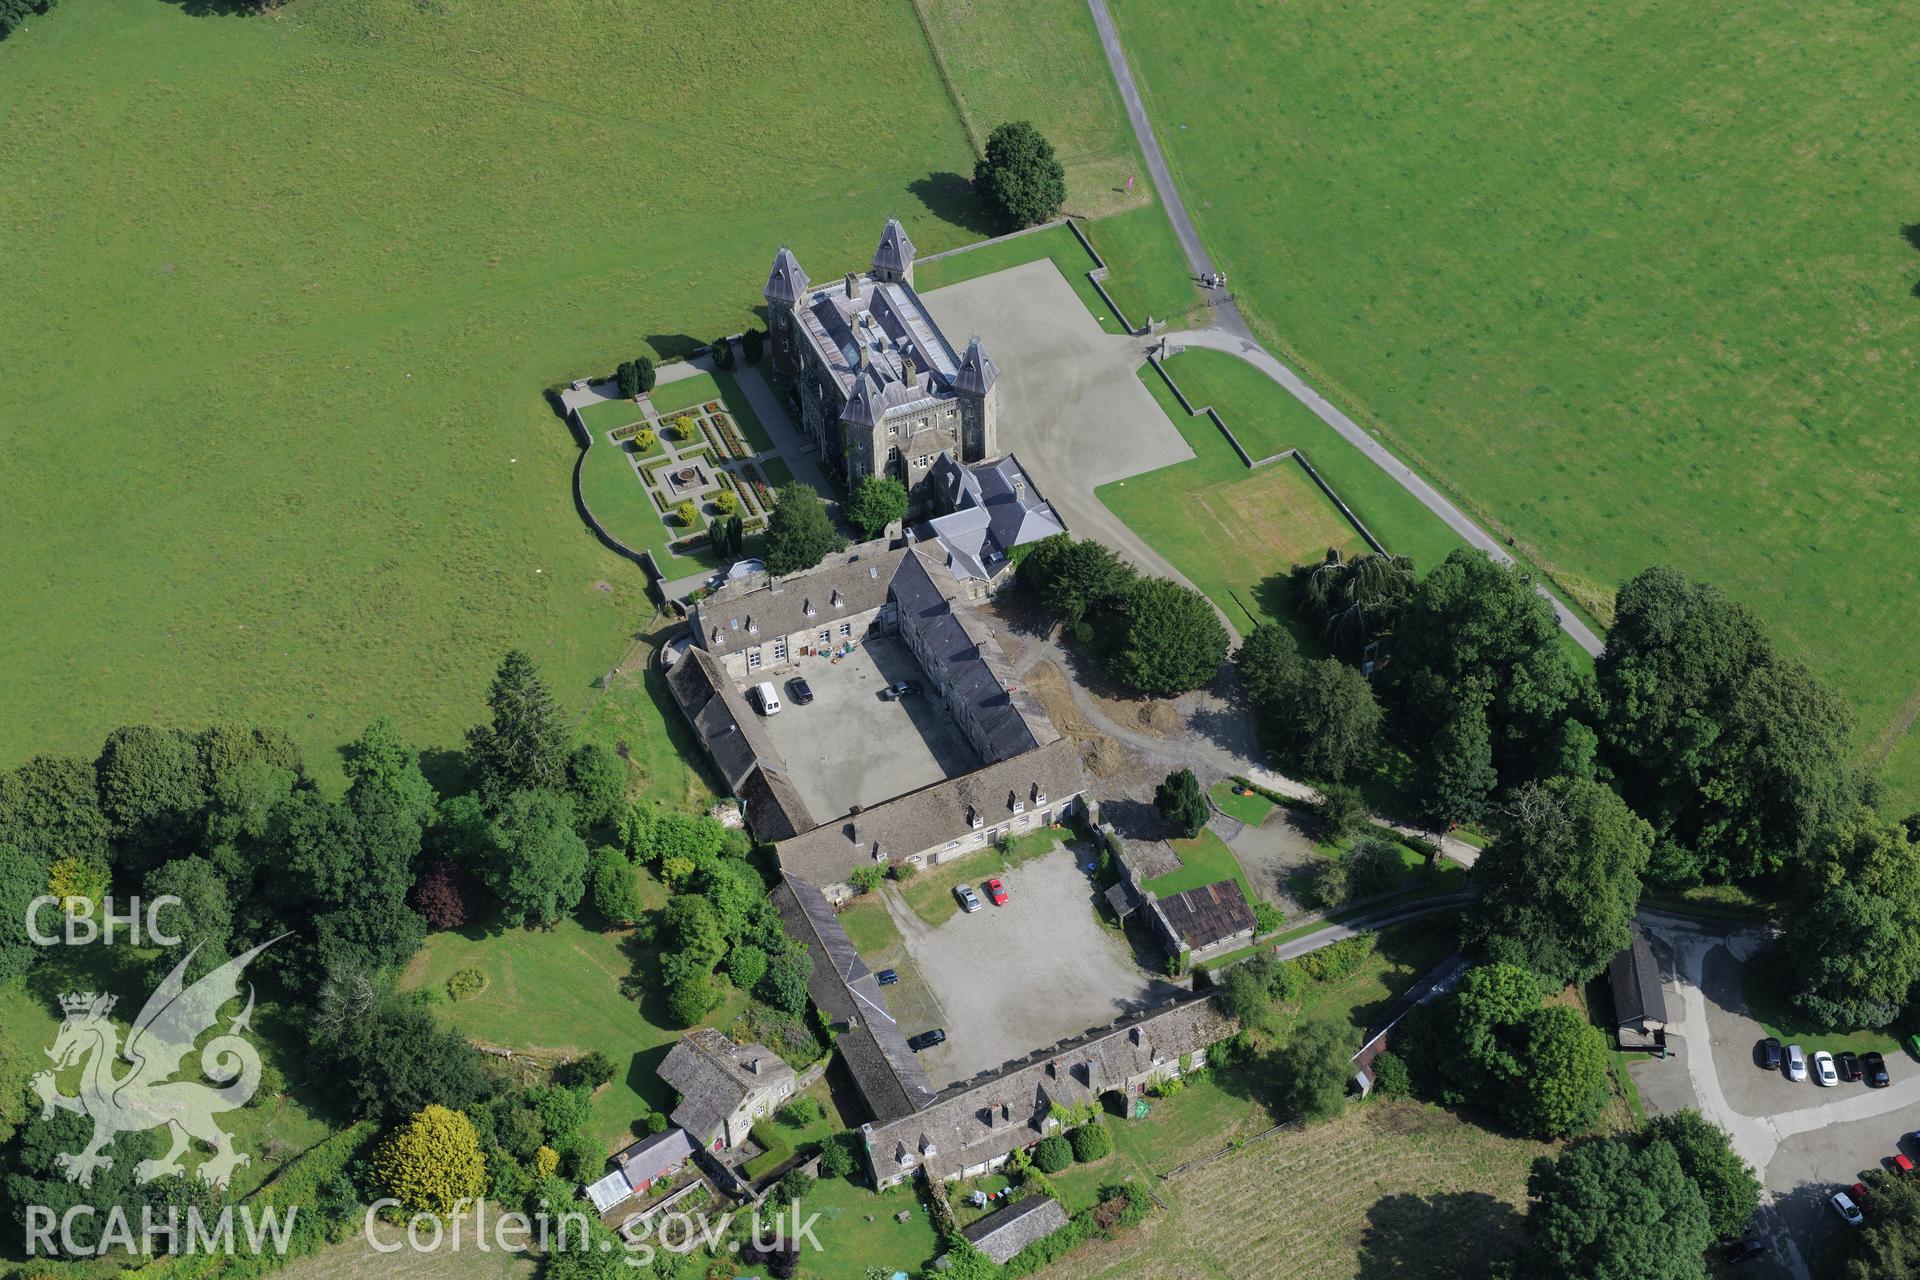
1758,1038,1783,1070
1721,1237,1767,1265
1814,1051,1839,1087
907,1028,946,1052
1838,1051,1863,1082
1785,1044,1808,1082
984,877,1008,906
875,968,898,986
1864,1051,1891,1088
1892,1153,1914,1176
878,680,923,701
752,681,782,716
787,676,815,705
1831,1190,1865,1227
954,884,982,913
1908,1032,1920,1061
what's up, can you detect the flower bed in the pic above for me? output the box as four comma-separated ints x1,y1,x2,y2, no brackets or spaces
610,423,640,441
640,456,681,486
704,401,722,414
725,469,760,517
670,530,709,553
743,462,775,511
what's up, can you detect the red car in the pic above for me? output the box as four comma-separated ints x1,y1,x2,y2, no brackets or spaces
1894,1154,1915,1176
984,877,1008,906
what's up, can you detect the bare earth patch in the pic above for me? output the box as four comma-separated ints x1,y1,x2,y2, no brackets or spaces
1024,659,1131,779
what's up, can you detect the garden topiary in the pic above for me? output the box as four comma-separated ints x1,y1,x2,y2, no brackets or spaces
1069,1122,1112,1163
1033,1134,1072,1174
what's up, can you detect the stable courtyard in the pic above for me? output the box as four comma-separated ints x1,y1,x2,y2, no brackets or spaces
757,634,982,822
868,845,1182,1090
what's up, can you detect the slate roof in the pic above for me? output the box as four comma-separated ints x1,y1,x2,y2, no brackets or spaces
691,540,907,654
662,648,815,841
1608,925,1668,1027
866,993,1233,1183
613,1127,696,1190
773,874,937,1122
791,246,962,411
921,453,1065,583
763,247,809,306
657,1029,794,1145
891,549,1057,760
954,336,998,396
960,1195,1069,1264
774,736,1085,888
1155,879,1256,951
872,218,917,275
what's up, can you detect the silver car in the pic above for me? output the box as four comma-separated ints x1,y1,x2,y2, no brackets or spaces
1785,1044,1808,1082
954,884,983,913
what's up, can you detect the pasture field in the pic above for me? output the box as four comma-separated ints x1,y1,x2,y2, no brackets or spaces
0,0,1082,788
1110,0,1920,806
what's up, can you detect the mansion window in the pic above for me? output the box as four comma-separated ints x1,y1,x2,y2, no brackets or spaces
888,422,898,435
746,650,762,670
838,622,852,638
818,630,831,647
916,454,931,468
772,639,788,661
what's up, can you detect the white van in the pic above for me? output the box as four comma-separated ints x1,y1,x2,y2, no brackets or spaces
753,682,782,716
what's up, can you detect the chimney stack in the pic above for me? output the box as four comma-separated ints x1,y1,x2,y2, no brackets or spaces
903,355,917,384
844,272,857,299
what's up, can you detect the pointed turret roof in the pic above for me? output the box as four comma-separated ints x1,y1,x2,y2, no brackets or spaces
764,247,809,306
840,376,880,429
954,336,998,396
871,219,916,275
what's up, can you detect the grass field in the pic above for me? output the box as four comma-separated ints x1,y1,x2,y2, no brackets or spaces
0,0,1100,789
1101,353,1398,634
568,642,717,811
1210,780,1275,828
397,875,752,1151
1111,0,1920,808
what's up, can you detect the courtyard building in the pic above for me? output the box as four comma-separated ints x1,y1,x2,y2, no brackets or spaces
657,1029,797,1152
1607,923,1670,1051
1146,878,1257,966
959,1195,1070,1265
764,220,999,508
917,452,1066,594
861,992,1234,1189
584,1127,698,1213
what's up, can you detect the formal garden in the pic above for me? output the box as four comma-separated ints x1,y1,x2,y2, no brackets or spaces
574,367,797,575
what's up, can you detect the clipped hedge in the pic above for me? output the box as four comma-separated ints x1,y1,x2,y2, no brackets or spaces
1293,931,1376,982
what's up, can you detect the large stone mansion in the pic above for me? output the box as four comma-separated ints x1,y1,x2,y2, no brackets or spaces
763,220,1000,512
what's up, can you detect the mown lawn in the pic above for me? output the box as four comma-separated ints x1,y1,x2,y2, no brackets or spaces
1210,780,1275,827
0,0,1063,788
1100,357,1386,635
1111,0,1920,809
398,883,751,1152
1141,828,1255,905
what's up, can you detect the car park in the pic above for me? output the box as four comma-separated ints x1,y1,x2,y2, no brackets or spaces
1813,1051,1839,1087
1831,1190,1865,1227
954,884,982,913
752,681,782,716
1759,1037,1783,1070
788,676,815,705
907,1028,946,1052
875,968,898,986
1838,1051,1862,1082
984,877,1008,906
1785,1044,1808,1082
1721,1237,1767,1265
1864,1051,1891,1088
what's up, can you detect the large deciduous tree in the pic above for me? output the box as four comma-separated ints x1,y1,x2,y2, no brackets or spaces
372,1105,487,1215
343,716,437,830
0,843,45,984
466,650,571,798
763,483,846,576
1780,808,1920,1030
480,790,589,927
1597,566,1855,885
1236,624,1382,783
1524,1135,1713,1280
0,753,110,866
973,121,1067,230
845,474,909,540
1108,577,1229,696
1274,1020,1355,1123
1381,549,1582,786
1019,535,1137,630
1291,548,1417,660
1462,777,1653,988
95,725,207,873
1642,1110,1761,1240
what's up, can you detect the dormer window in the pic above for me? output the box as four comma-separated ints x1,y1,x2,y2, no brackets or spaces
746,617,758,635
831,589,843,608
1012,796,1025,815
1033,784,1047,805
968,807,983,831
804,600,816,618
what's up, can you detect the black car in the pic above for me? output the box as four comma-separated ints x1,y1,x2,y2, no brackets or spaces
1838,1051,1863,1082
1759,1038,1783,1070
1721,1237,1767,1265
788,676,815,705
878,680,923,701
1863,1051,1891,1088
875,968,898,986
907,1028,946,1052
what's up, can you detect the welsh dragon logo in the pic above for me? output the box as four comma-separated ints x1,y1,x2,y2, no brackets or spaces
31,936,285,1189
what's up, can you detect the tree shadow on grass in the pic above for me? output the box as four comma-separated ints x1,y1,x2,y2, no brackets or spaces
1358,1190,1527,1278
909,172,1000,239
646,333,706,362
155,0,260,15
